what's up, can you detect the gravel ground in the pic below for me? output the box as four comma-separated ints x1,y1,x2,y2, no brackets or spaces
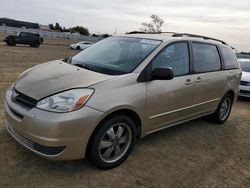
0,37,249,188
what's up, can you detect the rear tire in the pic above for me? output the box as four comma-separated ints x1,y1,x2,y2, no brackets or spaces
210,94,233,124
30,41,40,48
88,115,137,170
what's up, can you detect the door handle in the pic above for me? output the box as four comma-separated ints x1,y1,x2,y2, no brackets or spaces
185,79,192,85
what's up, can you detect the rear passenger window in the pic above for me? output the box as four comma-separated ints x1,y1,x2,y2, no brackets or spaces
151,42,189,76
193,43,221,72
220,46,238,69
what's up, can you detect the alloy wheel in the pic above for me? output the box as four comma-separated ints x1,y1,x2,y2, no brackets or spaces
98,123,132,163
219,97,231,121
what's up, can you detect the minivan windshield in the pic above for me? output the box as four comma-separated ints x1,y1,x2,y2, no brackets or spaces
239,60,250,72
71,37,161,75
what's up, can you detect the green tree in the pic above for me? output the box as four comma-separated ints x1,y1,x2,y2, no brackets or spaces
140,14,164,32
70,26,89,36
49,23,63,31
48,23,90,34
48,23,54,30
54,22,62,30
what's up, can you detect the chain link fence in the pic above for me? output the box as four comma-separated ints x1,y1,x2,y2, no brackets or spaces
0,26,100,42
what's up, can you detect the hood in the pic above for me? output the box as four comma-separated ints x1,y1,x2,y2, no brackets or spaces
241,71,250,82
14,60,116,100
7,35,17,39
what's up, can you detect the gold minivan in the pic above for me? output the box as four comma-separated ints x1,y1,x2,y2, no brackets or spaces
5,32,241,169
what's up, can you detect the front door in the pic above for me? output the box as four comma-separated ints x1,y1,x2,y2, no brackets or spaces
146,42,195,133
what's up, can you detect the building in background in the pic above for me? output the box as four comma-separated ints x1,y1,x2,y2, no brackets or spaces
0,18,39,29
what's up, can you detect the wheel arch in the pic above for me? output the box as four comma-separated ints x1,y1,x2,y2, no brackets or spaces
85,108,142,157
225,90,235,101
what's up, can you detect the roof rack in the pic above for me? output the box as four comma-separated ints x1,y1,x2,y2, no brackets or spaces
127,31,176,35
172,33,228,45
126,31,228,45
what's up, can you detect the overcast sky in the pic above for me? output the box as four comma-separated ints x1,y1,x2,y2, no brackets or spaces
1,0,250,51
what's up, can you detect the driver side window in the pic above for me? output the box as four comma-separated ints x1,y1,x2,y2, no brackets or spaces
151,42,190,76
20,33,26,37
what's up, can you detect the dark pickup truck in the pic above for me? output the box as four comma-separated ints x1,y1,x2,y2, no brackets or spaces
4,32,43,47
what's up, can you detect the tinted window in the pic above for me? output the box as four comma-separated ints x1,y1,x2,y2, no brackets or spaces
220,46,238,69
193,43,221,72
20,33,26,37
151,43,189,76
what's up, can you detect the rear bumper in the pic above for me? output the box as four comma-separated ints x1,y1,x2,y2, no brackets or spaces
4,87,104,160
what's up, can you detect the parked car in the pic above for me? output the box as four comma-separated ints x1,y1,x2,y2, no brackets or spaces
3,32,43,47
5,32,241,169
238,59,250,97
70,41,92,50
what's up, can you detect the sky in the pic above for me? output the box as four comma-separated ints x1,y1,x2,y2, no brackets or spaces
1,0,250,51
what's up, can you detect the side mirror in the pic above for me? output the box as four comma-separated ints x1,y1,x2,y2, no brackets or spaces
151,67,174,80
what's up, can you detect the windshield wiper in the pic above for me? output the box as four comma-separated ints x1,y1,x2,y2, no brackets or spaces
74,63,96,71
71,60,127,75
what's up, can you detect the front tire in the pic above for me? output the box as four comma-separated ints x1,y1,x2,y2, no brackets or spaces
211,94,233,124
88,115,137,169
7,39,16,46
76,46,81,50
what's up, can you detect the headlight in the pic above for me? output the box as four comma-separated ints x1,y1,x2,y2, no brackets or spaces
36,89,94,112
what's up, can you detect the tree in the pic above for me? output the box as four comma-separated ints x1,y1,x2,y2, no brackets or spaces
70,26,89,36
49,23,63,31
101,33,110,38
48,23,90,35
54,22,62,31
92,33,99,37
140,14,164,33
48,23,54,30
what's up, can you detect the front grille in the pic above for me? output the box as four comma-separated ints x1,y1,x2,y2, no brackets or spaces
240,81,250,86
13,90,38,108
8,126,65,156
240,90,250,95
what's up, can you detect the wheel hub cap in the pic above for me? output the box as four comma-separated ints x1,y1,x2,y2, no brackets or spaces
99,123,132,163
219,97,231,121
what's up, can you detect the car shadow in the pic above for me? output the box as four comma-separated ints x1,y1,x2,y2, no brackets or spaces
238,96,250,102
3,45,40,48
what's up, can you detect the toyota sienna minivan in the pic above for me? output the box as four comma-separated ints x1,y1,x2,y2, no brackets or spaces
4,32,241,169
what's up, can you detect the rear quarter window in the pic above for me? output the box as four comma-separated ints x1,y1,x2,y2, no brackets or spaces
193,43,221,73
220,46,238,69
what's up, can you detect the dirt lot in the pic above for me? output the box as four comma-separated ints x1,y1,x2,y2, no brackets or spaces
0,37,250,188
